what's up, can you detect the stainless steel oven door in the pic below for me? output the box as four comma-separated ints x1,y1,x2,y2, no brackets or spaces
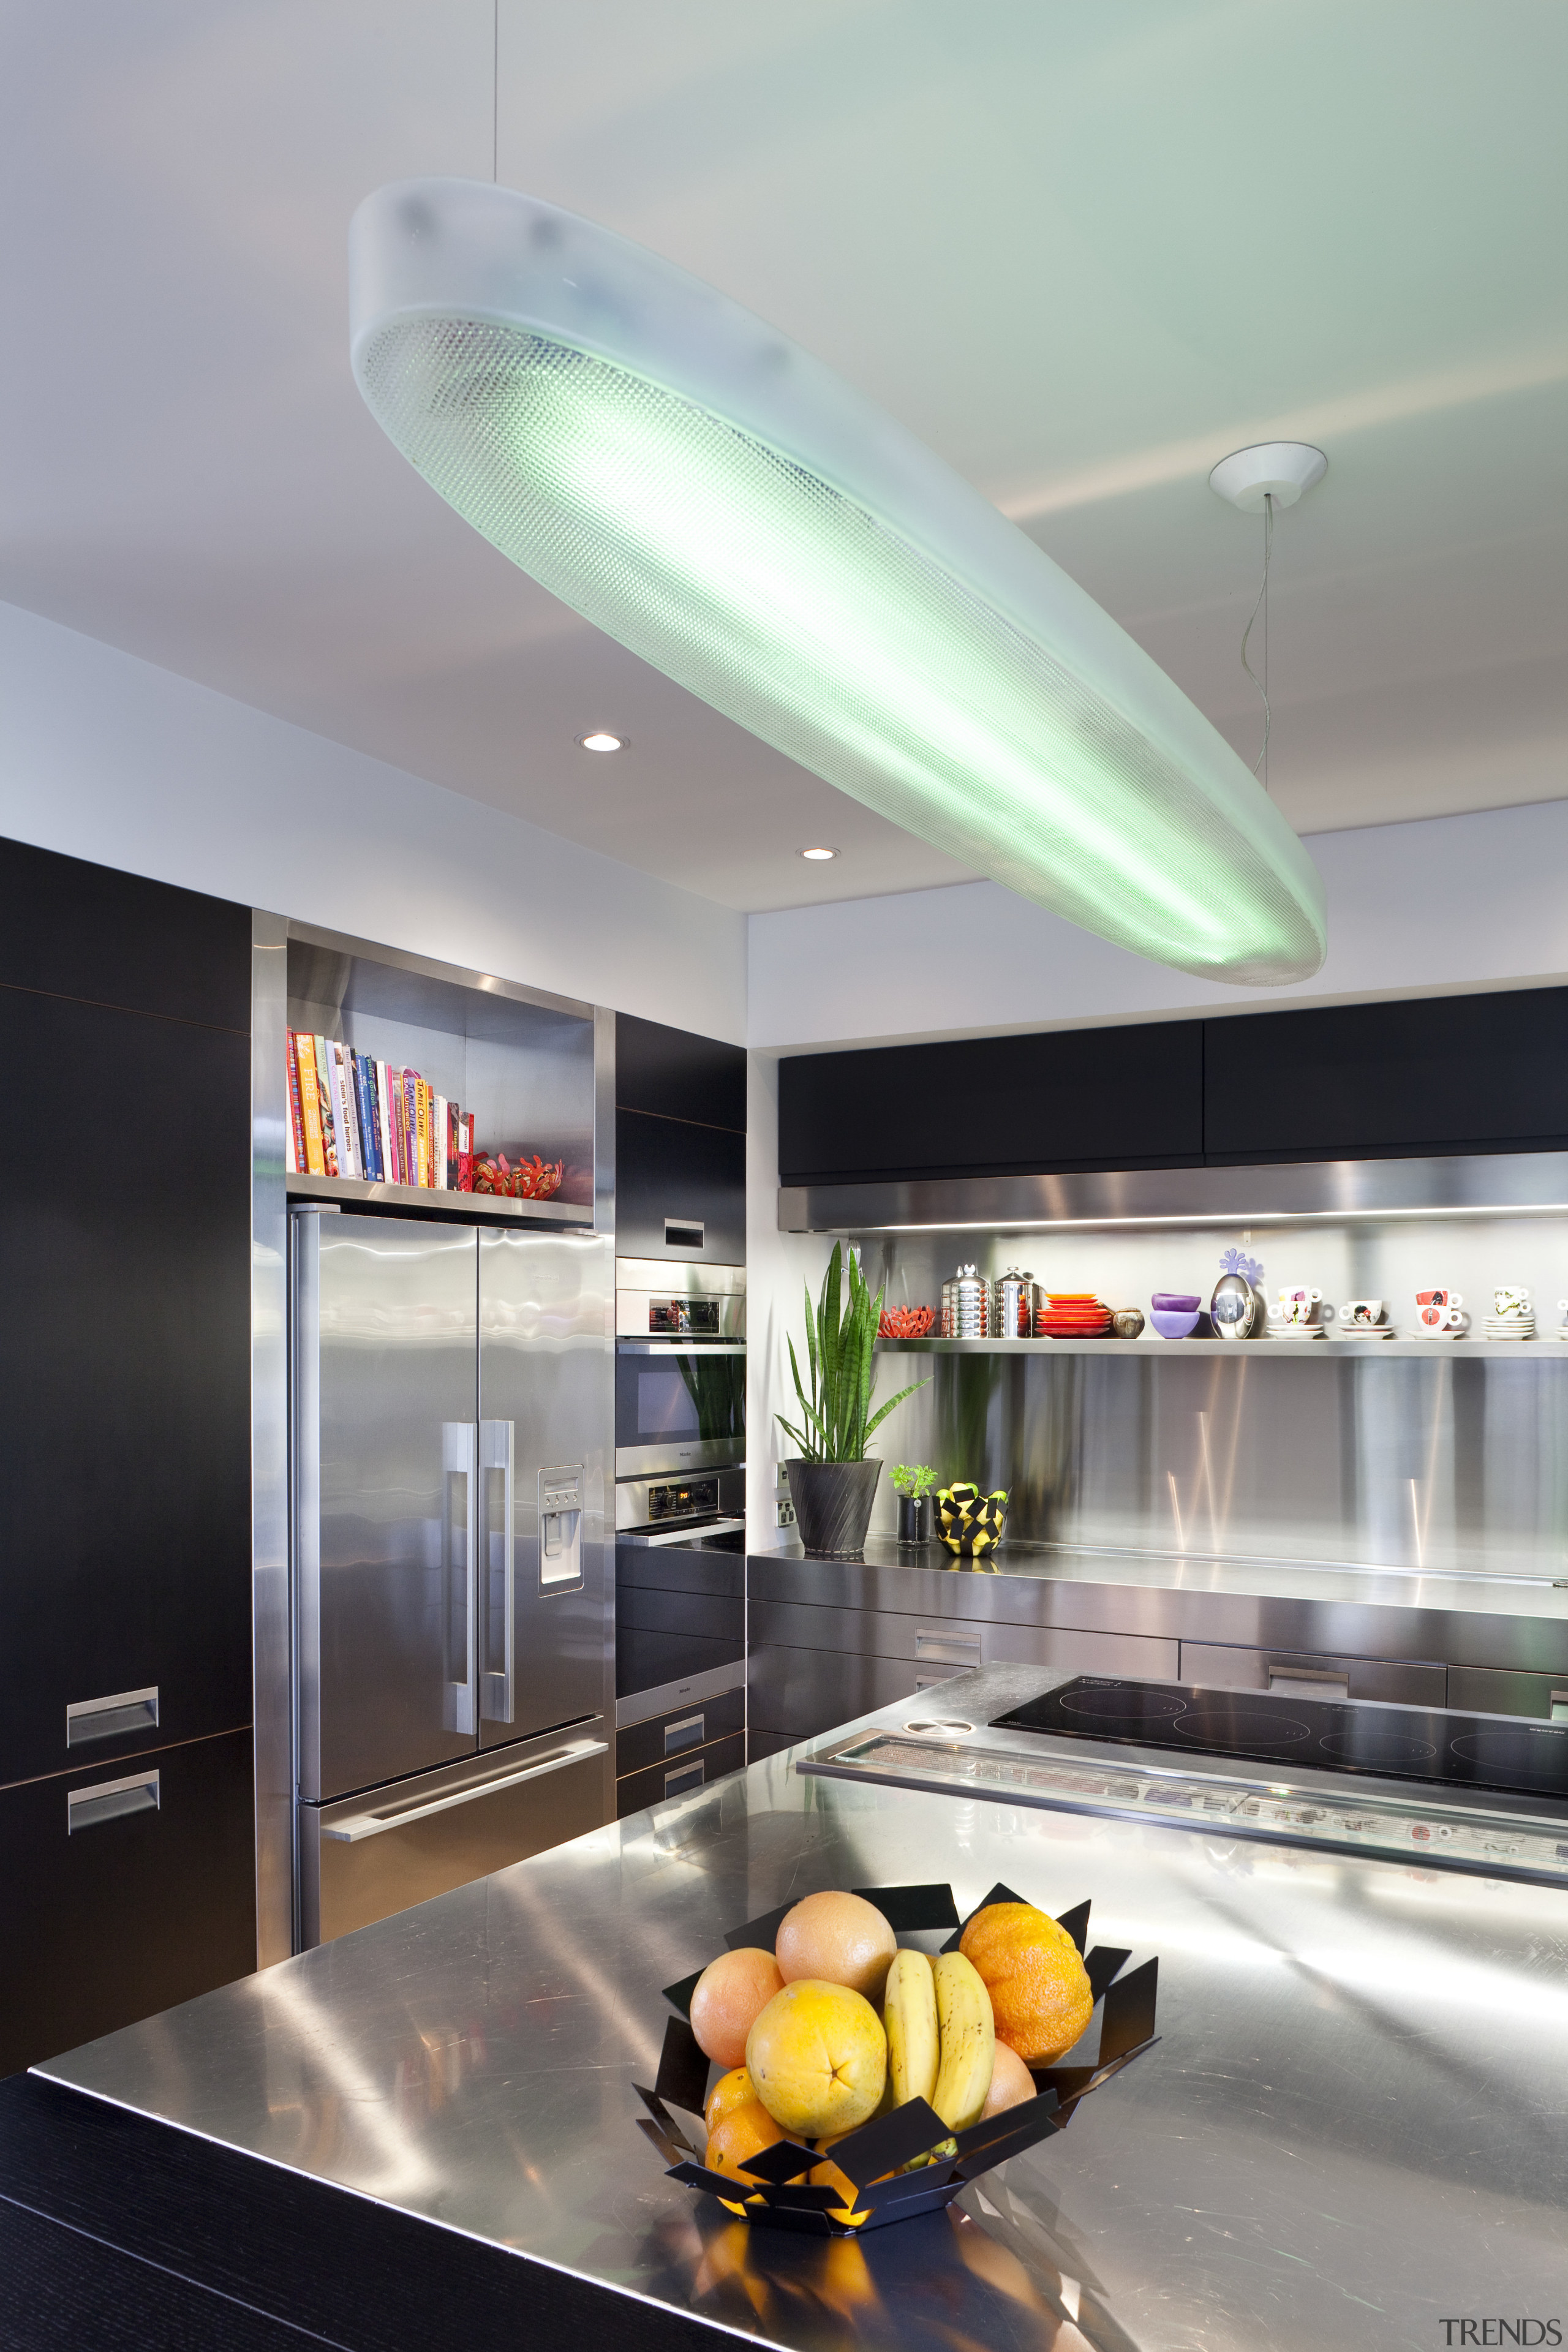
614,1343,745,1479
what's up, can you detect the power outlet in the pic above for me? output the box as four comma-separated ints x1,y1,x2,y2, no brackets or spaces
777,1499,796,1528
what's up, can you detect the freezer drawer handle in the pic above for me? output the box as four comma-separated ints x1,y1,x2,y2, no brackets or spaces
915,1628,982,1665
480,1420,516,1725
664,1758,705,1796
68,1769,160,1833
665,1712,705,1755
66,1686,159,1747
323,1740,609,1842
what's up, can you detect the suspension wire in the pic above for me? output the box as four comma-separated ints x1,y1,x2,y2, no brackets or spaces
492,0,499,182
1240,489,1274,788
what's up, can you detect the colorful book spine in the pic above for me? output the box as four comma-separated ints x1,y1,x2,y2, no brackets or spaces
404,1071,420,1186
415,1077,431,1188
313,1036,339,1176
375,1061,396,1185
458,1110,474,1192
335,1042,362,1180
446,1100,459,1193
434,1095,448,1189
284,1032,305,1175
354,1052,382,1182
295,1033,327,1176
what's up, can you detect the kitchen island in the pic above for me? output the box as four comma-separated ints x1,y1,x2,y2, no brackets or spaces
8,1662,1568,2350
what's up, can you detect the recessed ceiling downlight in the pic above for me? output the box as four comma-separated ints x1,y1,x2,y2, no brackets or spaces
578,729,624,753
799,846,837,861
349,179,1327,986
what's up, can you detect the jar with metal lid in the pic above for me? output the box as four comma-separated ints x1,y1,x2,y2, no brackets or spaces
940,1264,990,1338
992,1268,1040,1338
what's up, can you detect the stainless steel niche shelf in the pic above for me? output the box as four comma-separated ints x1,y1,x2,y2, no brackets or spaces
876,1334,1568,1359
286,1171,592,1227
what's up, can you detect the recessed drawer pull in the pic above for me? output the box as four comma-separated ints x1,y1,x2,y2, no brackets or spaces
916,1628,982,1665
68,1770,160,1833
1268,1667,1349,1699
1551,1692,1568,1724
665,1712,705,1756
66,1686,159,1747
914,1670,963,1689
665,1758,706,1797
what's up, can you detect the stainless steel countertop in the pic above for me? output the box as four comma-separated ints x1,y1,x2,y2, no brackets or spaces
39,1664,1568,2351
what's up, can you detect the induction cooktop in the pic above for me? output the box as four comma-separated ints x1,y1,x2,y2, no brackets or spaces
991,1676,1568,1804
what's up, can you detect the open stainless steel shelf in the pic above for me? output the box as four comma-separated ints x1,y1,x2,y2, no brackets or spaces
876,1332,1568,1357
286,1171,592,1226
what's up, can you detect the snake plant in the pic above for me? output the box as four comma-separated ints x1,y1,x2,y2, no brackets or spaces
777,1243,927,1463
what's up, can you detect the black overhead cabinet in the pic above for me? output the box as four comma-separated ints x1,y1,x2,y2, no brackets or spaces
0,837,255,2076
614,1011,745,1262
780,987,1568,1185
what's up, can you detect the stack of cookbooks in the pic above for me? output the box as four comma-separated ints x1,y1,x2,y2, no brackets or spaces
285,1030,475,1191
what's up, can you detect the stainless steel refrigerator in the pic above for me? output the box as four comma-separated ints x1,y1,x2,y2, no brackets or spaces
292,1210,612,1947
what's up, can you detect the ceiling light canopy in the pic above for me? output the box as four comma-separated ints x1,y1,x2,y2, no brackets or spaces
349,179,1327,985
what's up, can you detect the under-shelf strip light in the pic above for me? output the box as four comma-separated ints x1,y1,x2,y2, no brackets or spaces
350,179,1327,986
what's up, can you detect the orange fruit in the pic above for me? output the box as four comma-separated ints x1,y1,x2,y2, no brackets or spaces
745,1980,886,2138
810,2134,871,2223
775,1891,897,2000
958,1902,1094,2066
704,2065,760,2136
980,2040,1038,2118
704,2098,786,2185
690,1947,786,2068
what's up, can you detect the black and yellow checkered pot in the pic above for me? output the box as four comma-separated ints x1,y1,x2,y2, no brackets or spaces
937,1481,1008,1557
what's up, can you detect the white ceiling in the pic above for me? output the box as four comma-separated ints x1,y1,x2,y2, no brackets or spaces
2,1,1564,913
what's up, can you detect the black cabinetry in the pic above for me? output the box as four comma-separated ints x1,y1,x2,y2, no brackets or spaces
614,1013,745,1262
780,987,1568,1183
780,1024,1204,1184
1204,989,1568,1164
0,837,255,2072
0,1732,255,2078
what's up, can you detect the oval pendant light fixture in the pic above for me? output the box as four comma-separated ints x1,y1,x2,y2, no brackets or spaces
349,179,1325,985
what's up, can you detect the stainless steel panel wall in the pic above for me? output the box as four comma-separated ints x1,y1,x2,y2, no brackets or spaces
873,1347,1568,1579
296,1215,479,1802
478,1230,612,1747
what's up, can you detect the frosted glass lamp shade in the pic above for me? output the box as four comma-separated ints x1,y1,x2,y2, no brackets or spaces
349,179,1326,985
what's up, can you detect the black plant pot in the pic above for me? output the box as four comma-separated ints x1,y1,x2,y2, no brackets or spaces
787,1458,883,1556
895,1493,933,1545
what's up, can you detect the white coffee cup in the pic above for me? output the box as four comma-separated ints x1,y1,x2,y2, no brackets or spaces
1340,1298,1385,1326
1269,1285,1323,1326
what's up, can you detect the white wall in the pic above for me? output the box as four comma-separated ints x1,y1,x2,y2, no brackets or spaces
0,600,747,1039
748,797,1568,1053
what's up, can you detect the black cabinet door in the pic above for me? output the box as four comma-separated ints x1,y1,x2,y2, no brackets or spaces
779,1023,1205,1184
1204,989,1568,1164
0,1730,255,2076
616,1108,746,1261
0,836,250,1033
0,988,252,1789
615,1012,745,1132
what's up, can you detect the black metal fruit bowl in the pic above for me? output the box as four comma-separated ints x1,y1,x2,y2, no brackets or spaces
634,1879,1159,2237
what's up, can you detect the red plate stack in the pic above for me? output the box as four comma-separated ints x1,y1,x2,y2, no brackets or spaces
1036,1291,1112,1336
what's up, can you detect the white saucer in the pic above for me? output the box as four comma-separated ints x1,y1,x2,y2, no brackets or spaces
1269,1323,1326,1337
1335,1323,1395,1337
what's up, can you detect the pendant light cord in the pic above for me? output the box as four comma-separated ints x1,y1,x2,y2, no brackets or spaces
492,0,499,181
1240,489,1273,788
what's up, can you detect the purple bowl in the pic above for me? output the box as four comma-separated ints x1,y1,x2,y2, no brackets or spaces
1151,1292,1202,1312
1151,1306,1202,1339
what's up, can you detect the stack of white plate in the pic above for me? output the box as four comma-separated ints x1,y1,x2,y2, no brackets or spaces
1269,1322,1326,1338
1486,1313,1536,1340
1335,1321,1396,1338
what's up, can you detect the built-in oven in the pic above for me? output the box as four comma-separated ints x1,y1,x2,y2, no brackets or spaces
614,1258,745,1483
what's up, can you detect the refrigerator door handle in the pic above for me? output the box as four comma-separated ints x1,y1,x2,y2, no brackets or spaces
480,1419,515,1724
322,1739,609,1841
442,1422,478,1735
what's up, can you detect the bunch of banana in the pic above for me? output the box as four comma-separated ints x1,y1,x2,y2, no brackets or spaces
883,1947,995,2139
